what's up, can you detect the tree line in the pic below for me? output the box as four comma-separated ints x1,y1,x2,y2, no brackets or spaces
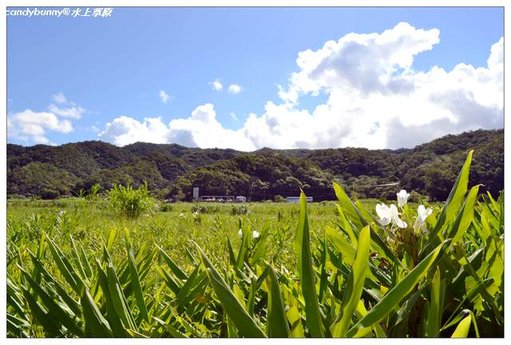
7,129,503,202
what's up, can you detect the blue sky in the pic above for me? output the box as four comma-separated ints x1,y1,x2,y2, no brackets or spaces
7,6,504,150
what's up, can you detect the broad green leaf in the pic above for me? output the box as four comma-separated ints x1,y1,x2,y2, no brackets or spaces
106,263,137,331
451,314,471,338
427,150,473,249
286,305,305,337
425,267,443,337
331,225,370,337
22,287,63,337
95,261,128,337
326,225,355,265
21,270,84,337
347,241,445,337
333,182,366,231
295,191,324,337
46,235,83,294
195,243,266,338
449,185,480,243
81,288,113,337
127,243,149,322
157,245,188,280
267,266,290,338
106,227,117,252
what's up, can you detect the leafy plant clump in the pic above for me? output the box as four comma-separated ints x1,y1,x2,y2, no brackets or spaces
108,183,156,219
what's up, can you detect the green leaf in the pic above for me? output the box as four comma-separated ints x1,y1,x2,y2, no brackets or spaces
157,245,188,280
21,270,84,337
46,235,83,294
295,191,324,337
127,243,149,322
106,262,137,331
425,267,444,337
451,314,471,338
449,185,480,243
195,243,266,338
95,261,128,337
81,288,113,337
426,150,473,253
326,225,355,265
333,182,367,230
331,225,370,337
267,266,290,338
347,241,446,337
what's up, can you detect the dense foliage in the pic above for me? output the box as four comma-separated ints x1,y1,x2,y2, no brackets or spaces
7,151,504,337
7,129,503,201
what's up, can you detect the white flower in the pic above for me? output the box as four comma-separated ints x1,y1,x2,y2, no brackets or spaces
252,230,260,239
396,189,410,207
414,205,433,233
238,228,243,238
376,203,407,229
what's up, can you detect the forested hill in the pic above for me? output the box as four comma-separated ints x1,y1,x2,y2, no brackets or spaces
7,129,503,201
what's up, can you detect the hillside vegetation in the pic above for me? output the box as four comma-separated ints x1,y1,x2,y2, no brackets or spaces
7,129,503,201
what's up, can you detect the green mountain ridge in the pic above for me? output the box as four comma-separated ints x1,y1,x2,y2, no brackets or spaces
7,129,503,201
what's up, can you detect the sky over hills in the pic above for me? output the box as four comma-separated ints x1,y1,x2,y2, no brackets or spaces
7,6,503,150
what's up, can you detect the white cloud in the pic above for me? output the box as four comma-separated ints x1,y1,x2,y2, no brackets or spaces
246,22,502,149
228,84,243,94
229,112,238,121
99,23,502,151
159,90,171,103
48,103,85,119
99,104,255,150
52,92,67,104
8,109,73,145
98,116,169,146
8,93,85,145
211,79,223,91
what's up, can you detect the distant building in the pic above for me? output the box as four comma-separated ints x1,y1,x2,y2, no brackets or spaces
287,196,313,203
199,195,247,203
192,187,199,200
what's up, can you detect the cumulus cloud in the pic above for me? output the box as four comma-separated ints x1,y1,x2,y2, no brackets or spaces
211,79,223,91
99,104,255,150
99,22,503,151
8,93,85,145
98,116,169,146
250,22,503,149
159,90,171,103
228,84,243,94
8,110,73,145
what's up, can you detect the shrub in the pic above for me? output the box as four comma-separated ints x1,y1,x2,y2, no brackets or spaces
108,183,156,219
231,205,249,215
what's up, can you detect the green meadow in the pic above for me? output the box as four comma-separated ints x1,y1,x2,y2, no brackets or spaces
6,151,504,338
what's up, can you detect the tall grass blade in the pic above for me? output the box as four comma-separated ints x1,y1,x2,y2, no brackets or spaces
157,245,188,280
267,265,290,337
449,185,479,243
425,267,443,337
46,235,83,294
426,150,473,250
127,243,149,322
295,191,324,337
195,243,266,338
331,225,370,337
81,288,113,337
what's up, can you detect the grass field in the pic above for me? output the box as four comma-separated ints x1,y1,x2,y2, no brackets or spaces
6,151,504,338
